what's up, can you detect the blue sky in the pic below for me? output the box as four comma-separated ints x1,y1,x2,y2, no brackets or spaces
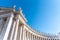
0,0,60,34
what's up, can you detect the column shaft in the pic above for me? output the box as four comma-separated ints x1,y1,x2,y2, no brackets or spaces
22,25,25,40
13,19,19,40
20,26,23,40
10,21,16,40
0,14,14,40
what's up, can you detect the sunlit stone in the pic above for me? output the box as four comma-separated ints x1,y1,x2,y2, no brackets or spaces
0,7,60,40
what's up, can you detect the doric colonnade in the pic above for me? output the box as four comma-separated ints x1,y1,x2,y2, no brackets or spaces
0,7,60,40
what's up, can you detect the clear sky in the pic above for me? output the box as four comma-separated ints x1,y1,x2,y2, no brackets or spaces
0,0,60,34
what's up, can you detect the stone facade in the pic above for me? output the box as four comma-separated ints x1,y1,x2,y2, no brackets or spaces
0,6,60,40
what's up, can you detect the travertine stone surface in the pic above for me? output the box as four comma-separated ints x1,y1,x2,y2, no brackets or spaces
0,7,60,40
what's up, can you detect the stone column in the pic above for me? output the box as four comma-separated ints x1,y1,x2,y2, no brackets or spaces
30,34,32,40
20,26,23,40
10,20,16,40
34,35,35,40
39,37,40,40
32,35,34,40
38,37,40,40
40,37,42,40
26,31,28,40
0,14,14,40
27,32,30,40
29,33,31,40
37,37,39,40
36,36,37,40
0,18,4,34
31,34,33,40
22,25,26,40
24,30,26,40
13,19,19,40
28,32,30,40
